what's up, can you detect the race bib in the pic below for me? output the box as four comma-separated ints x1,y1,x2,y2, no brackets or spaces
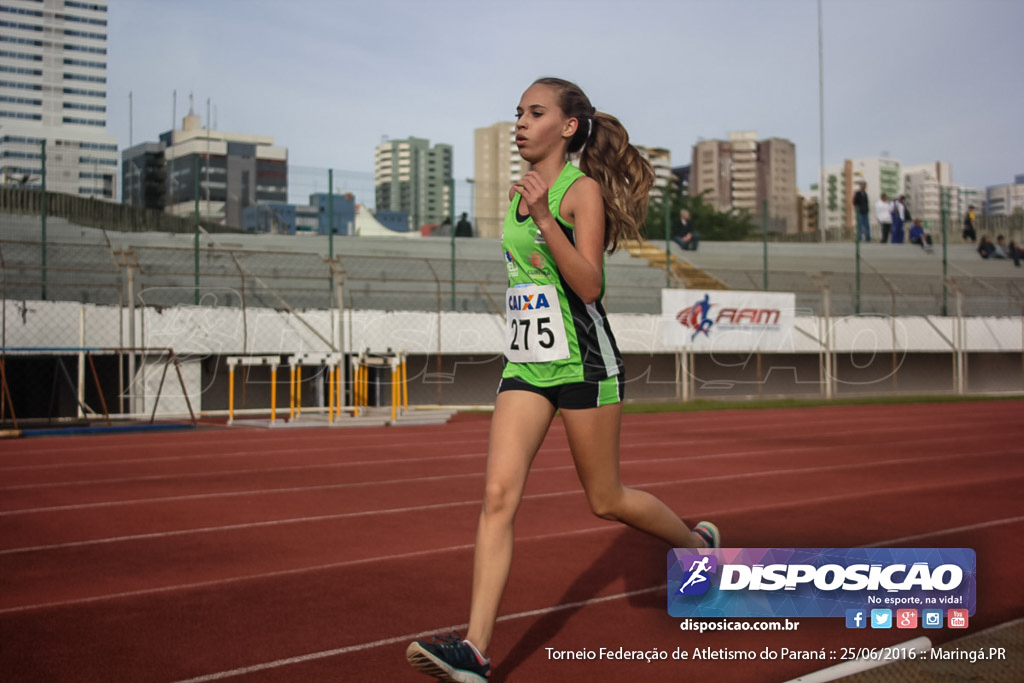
505,284,571,363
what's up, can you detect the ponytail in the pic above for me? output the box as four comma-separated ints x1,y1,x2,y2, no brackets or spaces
532,77,654,253
580,113,653,253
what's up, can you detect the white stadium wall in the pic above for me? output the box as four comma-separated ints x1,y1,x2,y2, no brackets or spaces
2,300,1021,418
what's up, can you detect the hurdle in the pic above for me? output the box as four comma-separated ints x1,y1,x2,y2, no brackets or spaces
224,350,436,428
226,355,282,424
1,346,195,435
351,350,408,421
287,352,347,423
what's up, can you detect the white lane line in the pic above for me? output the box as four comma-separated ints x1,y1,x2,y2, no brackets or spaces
784,616,1024,682
0,526,610,615
865,515,1024,547
0,412,986,473
165,518,1024,683
0,427,494,462
0,438,490,475
3,469,1021,556
167,585,665,683
3,506,1021,616
2,442,1018,517
0,450,489,491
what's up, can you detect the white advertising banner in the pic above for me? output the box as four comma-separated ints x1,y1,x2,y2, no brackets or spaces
662,289,797,351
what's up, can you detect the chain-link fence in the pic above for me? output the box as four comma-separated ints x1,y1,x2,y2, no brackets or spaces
2,146,1023,422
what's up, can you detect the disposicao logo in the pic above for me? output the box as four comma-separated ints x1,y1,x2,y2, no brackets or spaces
676,554,718,596
667,548,975,619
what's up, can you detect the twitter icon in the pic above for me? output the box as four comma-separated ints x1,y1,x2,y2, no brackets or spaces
870,609,892,629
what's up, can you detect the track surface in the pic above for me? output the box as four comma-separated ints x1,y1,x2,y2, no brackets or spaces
2,400,1022,682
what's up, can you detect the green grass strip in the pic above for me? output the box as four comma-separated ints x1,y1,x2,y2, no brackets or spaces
622,394,1024,415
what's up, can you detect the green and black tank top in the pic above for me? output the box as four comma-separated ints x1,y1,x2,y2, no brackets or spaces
500,162,623,386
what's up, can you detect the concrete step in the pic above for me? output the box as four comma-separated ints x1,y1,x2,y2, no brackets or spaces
624,240,728,290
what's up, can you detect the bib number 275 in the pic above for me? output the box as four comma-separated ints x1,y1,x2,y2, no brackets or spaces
509,316,555,352
505,285,570,363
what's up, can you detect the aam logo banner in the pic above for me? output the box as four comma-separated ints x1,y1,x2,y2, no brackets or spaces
667,548,976,619
661,289,795,350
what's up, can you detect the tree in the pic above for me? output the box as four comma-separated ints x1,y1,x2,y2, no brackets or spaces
644,184,754,242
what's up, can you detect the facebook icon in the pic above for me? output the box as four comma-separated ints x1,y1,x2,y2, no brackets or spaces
845,609,867,629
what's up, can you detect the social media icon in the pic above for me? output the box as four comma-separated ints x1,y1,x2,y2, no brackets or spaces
948,609,969,629
845,609,866,629
922,609,943,629
870,609,892,629
896,609,917,628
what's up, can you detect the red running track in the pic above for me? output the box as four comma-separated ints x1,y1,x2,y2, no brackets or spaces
1,400,1022,682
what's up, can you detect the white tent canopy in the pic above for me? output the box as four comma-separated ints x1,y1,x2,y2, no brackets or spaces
355,205,420,238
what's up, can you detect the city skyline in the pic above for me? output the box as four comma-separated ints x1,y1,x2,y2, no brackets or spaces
102,0,1021,207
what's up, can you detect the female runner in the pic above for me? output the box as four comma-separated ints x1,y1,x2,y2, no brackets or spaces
407,77,719,682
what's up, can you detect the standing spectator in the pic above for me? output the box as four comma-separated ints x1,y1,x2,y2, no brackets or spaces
875,193,893,243
455,212,473,237
962,205,978,243
672,209,699,251
852,181,871,242
890,195,910,244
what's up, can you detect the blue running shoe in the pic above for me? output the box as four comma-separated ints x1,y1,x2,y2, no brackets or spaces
407,631,490,682
694,521,720,548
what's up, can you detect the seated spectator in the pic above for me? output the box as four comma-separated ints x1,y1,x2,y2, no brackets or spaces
1008,240,1023,267
672,209,699,251
994,235,1011,259
977,235,998,259
908,219,933,252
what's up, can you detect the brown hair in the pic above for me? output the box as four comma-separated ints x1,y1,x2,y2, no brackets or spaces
533,77,654,253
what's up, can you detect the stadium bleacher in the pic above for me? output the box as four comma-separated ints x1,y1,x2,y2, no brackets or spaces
2,216,1021,317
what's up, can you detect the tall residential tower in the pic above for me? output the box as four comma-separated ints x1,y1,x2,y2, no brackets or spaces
472,121,521,238
0,0,117,197
691,132,798,233
375,136,453,232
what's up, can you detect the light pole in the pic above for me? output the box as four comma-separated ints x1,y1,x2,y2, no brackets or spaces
817,0,826,244
450,217,457,311
41,139,47,300
941,187,950,316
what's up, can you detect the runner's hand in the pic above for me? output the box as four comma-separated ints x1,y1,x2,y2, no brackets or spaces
513,172,553,227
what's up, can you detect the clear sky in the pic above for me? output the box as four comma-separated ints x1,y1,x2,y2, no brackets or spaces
108,0,1023,213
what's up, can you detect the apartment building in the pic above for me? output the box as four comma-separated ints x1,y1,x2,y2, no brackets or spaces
122,105,288,228
691,132,798,233
375,136,453,232
986,181,1024,216
902,162,952,228
0,0,117,197
472,121,521,239
637,145,673,196
757,137,798,233
820,157,902,236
